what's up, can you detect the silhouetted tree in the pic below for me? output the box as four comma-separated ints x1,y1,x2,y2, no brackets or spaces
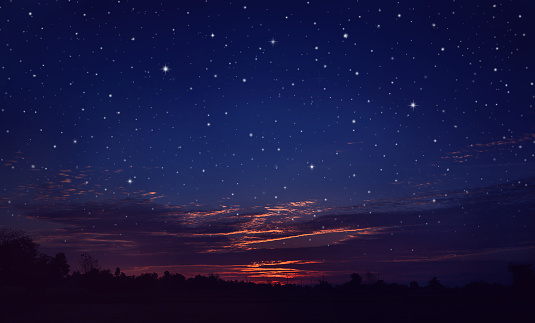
0,229,70,288
410,281,420,290
0,229,40,286
51,252,70,278
115,267,121,277
365,271,378,285
136,272,159,292
159,270,185,292
31,252,69,287
508,262,535,291
314,277,333,292
350,273,363,285
463,281,503,295
427,277,444,291
0,229,39,264
374,280,386,288
79,252,99,274
343,273,363,290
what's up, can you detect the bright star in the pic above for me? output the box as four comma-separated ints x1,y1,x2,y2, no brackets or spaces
127,178,133,184
309,164,314,170
269,38,277,46
161,64,170,74
409,100,418,111
210,33,215,38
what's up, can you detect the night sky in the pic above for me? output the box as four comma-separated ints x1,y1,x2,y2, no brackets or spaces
1,0,534,286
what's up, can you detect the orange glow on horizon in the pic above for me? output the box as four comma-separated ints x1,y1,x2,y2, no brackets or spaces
123,260,330,284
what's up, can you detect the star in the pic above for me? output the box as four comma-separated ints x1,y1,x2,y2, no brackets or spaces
309,164,315,170
269,38,277,46
409,100,418,111
210,33,215,39
127,178,133,184
161,64,170,74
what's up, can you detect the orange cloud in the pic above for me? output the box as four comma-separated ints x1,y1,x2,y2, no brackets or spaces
442,133,535,163
235,227,383,250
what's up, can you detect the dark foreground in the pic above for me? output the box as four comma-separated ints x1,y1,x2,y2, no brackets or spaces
2,229,532,322
1,289,531,323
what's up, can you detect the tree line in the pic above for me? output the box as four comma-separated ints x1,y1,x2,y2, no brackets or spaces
1,228,534,296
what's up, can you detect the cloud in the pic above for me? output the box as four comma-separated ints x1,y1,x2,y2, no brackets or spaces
379,243,535,266
442,133,535,163
2,176,534,283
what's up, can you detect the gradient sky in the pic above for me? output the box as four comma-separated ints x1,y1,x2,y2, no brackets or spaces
1,0,534,286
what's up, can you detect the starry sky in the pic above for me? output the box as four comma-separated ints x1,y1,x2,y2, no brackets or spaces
1,0,534,285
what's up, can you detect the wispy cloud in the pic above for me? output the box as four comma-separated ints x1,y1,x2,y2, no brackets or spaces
2,175,534,283
442,133,535,163
384,244,535,263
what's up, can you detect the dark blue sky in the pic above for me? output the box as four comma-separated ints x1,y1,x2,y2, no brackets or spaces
1,0,534,285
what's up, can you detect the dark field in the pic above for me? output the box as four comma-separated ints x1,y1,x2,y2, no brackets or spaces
2,290,530,323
